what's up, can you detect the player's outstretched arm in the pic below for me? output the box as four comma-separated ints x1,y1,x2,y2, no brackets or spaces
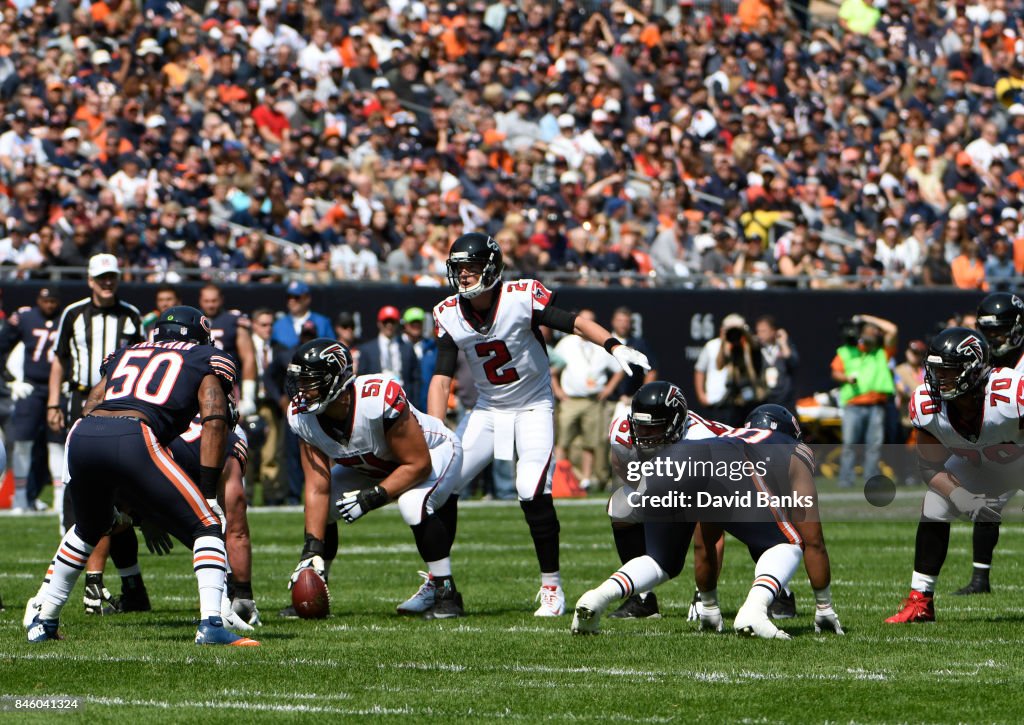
300,439,332,541
198,375,229,499
236,325,258,417
572,314,650,374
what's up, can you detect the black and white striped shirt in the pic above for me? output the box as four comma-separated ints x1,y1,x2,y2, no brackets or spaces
53,297,143,391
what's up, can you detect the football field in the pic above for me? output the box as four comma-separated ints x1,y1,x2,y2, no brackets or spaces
2,495,1023,724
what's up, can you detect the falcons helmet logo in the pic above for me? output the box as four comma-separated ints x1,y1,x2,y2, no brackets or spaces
955,335,983,361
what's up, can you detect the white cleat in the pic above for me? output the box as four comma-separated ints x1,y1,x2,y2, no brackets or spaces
23,596,41,629
396,571,437,614
734,604,792,640
698,604,724,632
534,585,566,617
570,589,606,634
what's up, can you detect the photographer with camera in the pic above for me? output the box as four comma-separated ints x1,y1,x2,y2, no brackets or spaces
831,314,898,489
755,315,799,412
694,314,765,427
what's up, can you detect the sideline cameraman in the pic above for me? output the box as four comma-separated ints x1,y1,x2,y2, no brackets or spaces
831,314,898,489
694,313,765,427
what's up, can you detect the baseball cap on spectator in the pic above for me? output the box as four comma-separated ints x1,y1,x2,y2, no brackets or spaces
1010,104,1024,117
511,89,532,103
722,313,747,330
882,218,899,229
88,253,121,278
557,114,575,129
603,98,622,114
863,183,880,196
908,340,927,355
299,320,318,341
137,38,163,56
402,307,426,325
378,305,401,322
949,70,968,82
287,280,311,296
336,311,356,328
560,171,582,185
546,93,565,107
38,288,59,299
956,151,974,167
1002,207,1019,220
371,77,390,90
62,127,82,141
349,26,365,37
145,115,167,129
92,49,112,65
913,145,931,159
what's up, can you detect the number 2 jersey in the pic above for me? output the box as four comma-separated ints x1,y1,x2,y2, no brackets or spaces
287,374,454,480
434,279,569,410
909,368,1024,485
96,340,238,445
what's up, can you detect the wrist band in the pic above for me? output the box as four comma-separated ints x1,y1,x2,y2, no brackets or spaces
199,465,220,498
603,338,620,354
48,405,62,410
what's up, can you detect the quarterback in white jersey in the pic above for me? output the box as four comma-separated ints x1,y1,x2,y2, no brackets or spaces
953,292,1024,595
888,328,1024,624
284,339,465,620
428,232,650,616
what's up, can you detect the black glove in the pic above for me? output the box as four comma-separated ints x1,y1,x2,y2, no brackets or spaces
140,520,173,556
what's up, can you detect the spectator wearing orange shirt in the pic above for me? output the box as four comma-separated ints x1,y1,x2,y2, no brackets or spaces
951,240,989,290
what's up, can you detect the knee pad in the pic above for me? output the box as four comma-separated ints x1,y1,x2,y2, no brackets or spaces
12,440,32,478
520,495,560,539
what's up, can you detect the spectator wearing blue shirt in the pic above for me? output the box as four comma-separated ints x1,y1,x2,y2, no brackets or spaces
985,239,1016,291
271,280,333,348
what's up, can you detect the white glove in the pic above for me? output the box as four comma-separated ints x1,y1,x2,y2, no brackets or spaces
221,591,254,632
814,605,845,635
10,380,33,401
237,395,257,418
698,604,724,632
336,486,388,524
949,487,1002,522
206,498,226,532
611,344,651,375
686,589,702,622
288,555,326,590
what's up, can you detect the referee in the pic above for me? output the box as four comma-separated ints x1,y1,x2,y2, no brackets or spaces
44,253,147,616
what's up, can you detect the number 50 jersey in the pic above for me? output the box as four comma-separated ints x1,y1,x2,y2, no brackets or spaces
909,367,1024,477
95,340,238,445
434,279,554,410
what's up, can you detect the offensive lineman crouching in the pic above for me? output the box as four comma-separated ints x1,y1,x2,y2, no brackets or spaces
284,339,465,619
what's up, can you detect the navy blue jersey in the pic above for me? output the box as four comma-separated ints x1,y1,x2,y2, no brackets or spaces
210,310,249,359
721,428,814,499
0,306,60,384
95,340,238,444
168,416,248,483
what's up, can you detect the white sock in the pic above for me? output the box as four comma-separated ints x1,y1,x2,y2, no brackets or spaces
595,555,669,606
117,564,141,578
972,562,991,570
541,571,561,588
193,535,227,620
52,481,65,518
38,527,94,620
746,543,803,610
911,570,937,593
427,557,452,578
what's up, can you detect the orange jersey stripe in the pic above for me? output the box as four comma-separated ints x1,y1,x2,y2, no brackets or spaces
142,426,219,528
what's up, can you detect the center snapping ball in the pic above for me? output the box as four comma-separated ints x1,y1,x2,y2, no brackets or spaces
291,568,330,619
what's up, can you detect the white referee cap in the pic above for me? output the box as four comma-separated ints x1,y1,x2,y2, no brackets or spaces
88,253,121,278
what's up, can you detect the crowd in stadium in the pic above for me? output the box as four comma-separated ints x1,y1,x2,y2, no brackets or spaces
1,0,1024,288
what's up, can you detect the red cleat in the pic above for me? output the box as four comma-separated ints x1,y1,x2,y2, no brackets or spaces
885,590,935,623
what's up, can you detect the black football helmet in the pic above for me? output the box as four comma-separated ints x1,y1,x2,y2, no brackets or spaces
628,381,689,450
446,232,503,299
285,338,355,414
744,404,802,441
924,327,991,401
976,292,1024,359
154,306,213,345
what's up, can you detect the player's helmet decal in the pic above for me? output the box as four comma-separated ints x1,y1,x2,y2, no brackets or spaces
285,338,355,414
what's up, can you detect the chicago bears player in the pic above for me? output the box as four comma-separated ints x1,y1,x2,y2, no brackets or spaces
168,409,260,627
605,381,731,620
198,284,258,419
954,293,1024,595
887,327,1024,623
25,306,258,646
743,404,842,634
0,288,63,515
285,339,465,619
572,390,807,638
428,232,650,616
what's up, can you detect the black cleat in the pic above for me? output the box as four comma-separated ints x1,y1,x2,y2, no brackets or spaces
769,589,797,620
954,576,991,595
609,592,661,619
424,582,464,620
84,575,121,615
119,575,152,612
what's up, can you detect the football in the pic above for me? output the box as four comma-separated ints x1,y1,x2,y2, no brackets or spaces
291,568,330,619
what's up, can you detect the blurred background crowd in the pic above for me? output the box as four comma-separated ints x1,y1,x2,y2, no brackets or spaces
4,0,1024,288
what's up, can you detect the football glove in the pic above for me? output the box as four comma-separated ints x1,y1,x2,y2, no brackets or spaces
232,598,263,627
611,345,651,375
336,486,389,524
698,604,724,632
288,555,326,590
949,487,1002,523
10,380,33,401
140,520,173,555
814,605,845,635
686,589,702,622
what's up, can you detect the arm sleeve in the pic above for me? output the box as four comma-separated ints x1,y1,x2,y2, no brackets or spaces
433,332,458,378
535,305,577,334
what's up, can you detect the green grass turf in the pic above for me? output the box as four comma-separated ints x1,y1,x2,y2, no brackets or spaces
2,496,1023,724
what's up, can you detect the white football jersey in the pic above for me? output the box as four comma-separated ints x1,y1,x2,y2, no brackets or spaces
434,279,555,410
910,368,1024,471
288,374,453,480
609,410,732,483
